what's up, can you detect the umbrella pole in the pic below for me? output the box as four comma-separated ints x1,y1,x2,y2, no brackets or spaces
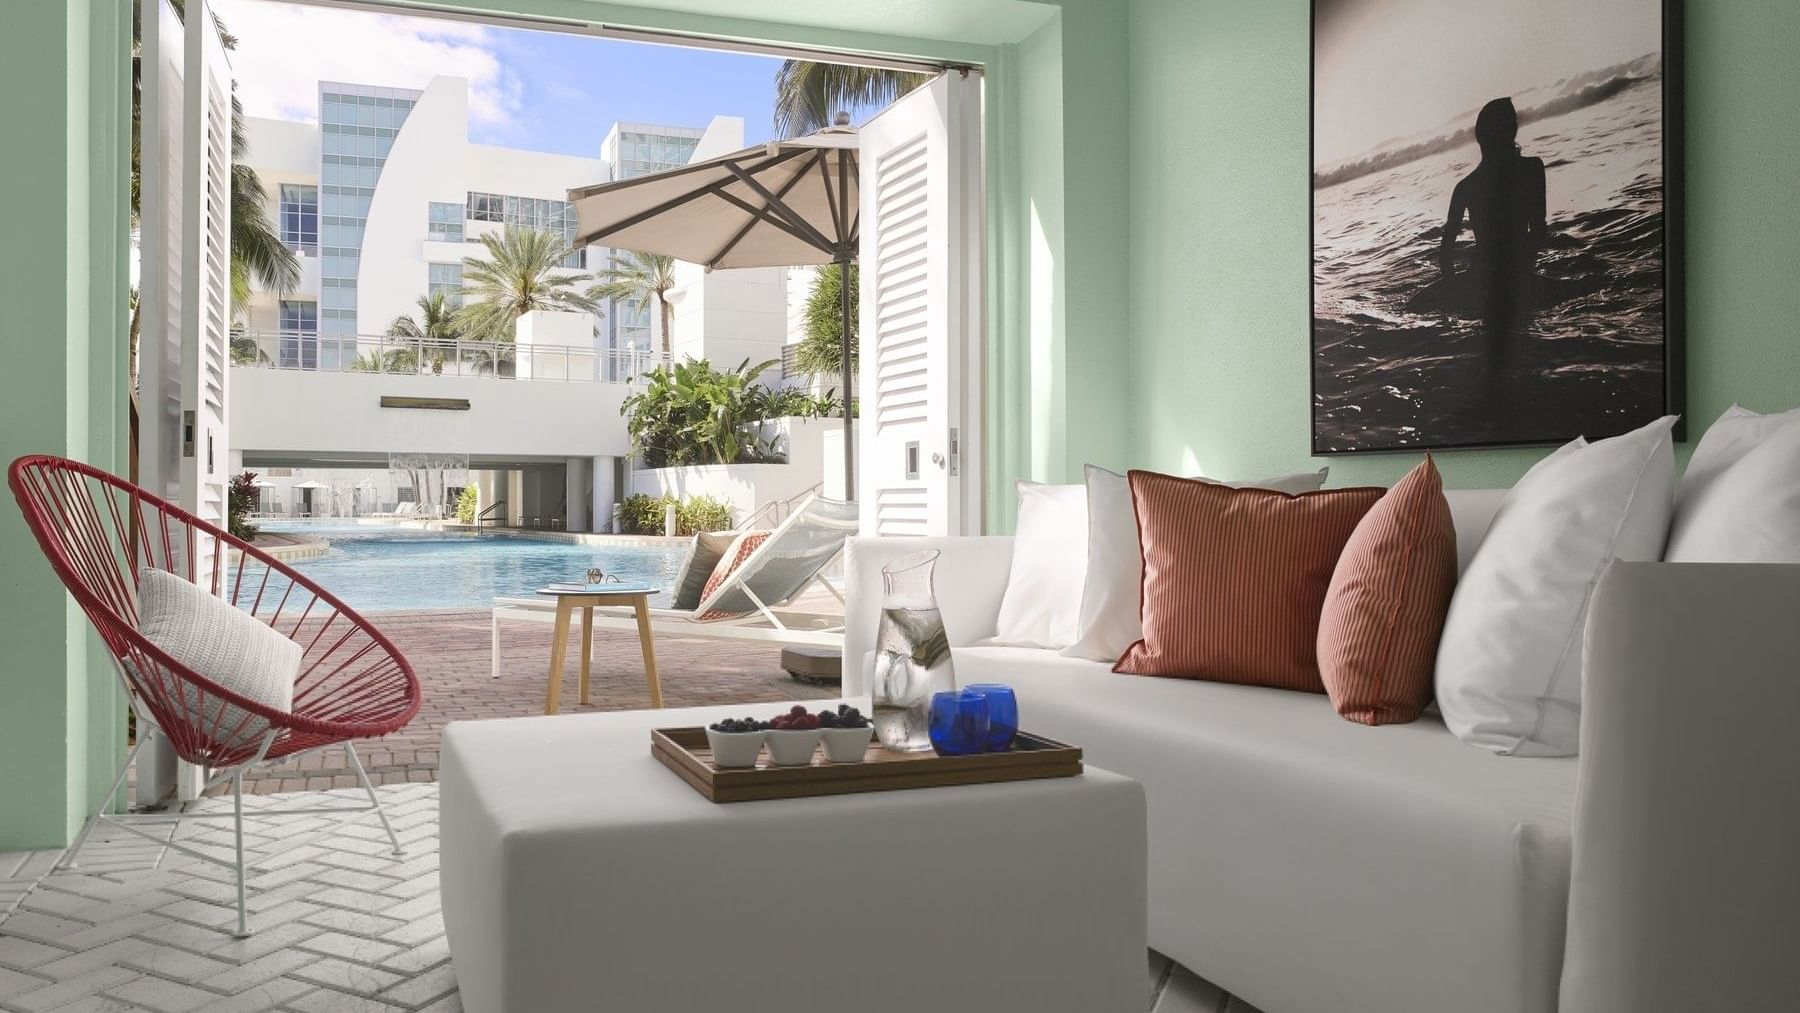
839,254,855,502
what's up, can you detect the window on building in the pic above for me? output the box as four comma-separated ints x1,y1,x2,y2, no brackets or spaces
428,262,464,309
278,299,318,369
279,184,318,254
428,201,464,243
466,191,585,267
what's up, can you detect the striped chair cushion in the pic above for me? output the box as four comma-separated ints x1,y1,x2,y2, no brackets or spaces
1115,471,1383,692
1317,457,1459,725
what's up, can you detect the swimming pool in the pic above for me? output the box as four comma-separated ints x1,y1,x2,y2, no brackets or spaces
255,525,690,612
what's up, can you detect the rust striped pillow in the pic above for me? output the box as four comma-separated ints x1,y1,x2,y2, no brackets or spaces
696,531,771,621
1115,471,1384,691
1317,458,1458,725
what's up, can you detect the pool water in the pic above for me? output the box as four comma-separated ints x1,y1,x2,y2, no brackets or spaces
255,525,690,612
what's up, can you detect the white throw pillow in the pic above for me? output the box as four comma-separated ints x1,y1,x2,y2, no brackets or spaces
1435,416,1677,757
989,481,1089,649
137,568,302,746
1675,404,1800,511
1666,408,1800,562
1060,464,1329,663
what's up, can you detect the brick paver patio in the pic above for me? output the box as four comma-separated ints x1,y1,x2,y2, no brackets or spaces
234,608,835,795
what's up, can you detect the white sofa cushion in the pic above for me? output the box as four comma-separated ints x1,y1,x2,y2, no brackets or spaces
953,645,1575,1013
1062,465,1328,663
1666,407,1800,563
1435,417,1677,757
137,568,301,745
1675,403,1800,511
989,481,1088,648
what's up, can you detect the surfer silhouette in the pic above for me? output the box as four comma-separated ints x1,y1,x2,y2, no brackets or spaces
1436,97,1547,336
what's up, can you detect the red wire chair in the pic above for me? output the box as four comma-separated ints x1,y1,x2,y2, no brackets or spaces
9,455,421,936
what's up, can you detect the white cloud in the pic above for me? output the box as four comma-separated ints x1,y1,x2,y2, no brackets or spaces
211,0,522,127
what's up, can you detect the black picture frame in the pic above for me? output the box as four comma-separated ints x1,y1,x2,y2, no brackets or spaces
1309,0,1686,456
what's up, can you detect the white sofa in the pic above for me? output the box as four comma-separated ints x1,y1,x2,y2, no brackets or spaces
842,490,1799,1013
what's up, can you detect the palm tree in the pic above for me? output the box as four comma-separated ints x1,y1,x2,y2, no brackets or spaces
587,251,678,355
794,263,858,377
772,62,931,139
386,292,464,373
456,226,594,343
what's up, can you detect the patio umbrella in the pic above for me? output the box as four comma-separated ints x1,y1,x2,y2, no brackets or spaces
569,116,861,495
292,480,326,490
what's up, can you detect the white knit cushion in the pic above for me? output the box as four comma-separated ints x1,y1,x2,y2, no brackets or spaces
1666,408,1800,563
1060,464,1329,663
137,569,301,745
989,481,1089,649
1435,416,1677,757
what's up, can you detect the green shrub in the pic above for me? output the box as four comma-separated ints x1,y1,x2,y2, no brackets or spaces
676,494,733,535
617,493,735,536
227,472,259,542
454,485,478,524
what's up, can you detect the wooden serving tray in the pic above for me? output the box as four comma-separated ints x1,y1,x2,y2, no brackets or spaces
651,727,1083,803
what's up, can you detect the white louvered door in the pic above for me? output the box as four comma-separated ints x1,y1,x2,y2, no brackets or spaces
139,0,233,801
182,0,234,576
857,72,983,536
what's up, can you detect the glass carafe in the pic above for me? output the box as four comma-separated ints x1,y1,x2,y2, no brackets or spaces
870,550,958,752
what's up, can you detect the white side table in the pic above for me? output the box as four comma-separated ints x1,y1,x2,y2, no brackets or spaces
440,704,1147,1013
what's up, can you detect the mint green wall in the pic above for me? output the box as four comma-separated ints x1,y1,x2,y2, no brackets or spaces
1126,0,1800,488
0,0,130,850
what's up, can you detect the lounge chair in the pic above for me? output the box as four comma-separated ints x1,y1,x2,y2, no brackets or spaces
490,495,856,679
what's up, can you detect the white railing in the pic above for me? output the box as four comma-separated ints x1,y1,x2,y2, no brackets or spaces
230,331,668,384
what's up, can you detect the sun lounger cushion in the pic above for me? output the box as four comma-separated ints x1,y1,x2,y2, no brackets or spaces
671,531,737,610
698,531,772,620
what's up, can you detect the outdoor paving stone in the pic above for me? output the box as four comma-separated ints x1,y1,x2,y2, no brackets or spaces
195,949,319,994
99,975,218,1013
188,977,313,1013
287,956,405,996
0,936,72,971
117,945,236,984
31,994,145,1013
6,964,138,1013
283,988,409,1013
373,961,457,1009
294,932,405,966
0,964,55,1002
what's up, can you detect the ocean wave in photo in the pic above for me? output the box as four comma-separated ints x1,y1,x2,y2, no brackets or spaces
1312,56,1669,453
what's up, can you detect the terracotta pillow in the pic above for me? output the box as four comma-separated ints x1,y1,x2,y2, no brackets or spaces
1317,457,1458,725
1115,471,1383,691
696,531,771,621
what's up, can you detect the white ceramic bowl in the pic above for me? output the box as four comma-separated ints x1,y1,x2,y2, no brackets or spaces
705,727,767,769
819,724,874,763
764,728,824,766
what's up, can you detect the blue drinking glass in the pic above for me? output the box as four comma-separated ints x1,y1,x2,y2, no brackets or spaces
965,684,1019,751
928,690,991,756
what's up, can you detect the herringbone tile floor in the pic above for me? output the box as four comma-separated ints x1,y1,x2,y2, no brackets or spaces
0,784,1259,1012
0,785,454,1013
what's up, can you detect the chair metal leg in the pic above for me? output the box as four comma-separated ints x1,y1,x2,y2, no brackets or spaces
60,736,146,870
231,771,249,939
345,742,403,857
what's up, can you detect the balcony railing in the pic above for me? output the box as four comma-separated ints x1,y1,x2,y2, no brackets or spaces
230,331,668,384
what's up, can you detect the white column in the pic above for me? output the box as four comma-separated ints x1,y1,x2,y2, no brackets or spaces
506,470,524,527
590,455,617,533
564,457,590,532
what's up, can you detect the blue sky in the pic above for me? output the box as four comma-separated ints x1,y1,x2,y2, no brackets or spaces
214,0,783,158
469,31,783,155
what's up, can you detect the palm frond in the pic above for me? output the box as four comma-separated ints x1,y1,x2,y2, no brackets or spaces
773,62,932,139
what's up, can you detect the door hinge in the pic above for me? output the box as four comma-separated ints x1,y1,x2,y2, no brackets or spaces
948,428,960,477
182,411,196,458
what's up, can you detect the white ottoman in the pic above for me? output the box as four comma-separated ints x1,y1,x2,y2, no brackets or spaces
440,704,1147,1013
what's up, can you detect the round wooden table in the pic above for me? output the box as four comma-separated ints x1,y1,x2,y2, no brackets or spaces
535,587,663,714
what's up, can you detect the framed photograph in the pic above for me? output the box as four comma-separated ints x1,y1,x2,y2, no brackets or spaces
1311,0,1684,454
